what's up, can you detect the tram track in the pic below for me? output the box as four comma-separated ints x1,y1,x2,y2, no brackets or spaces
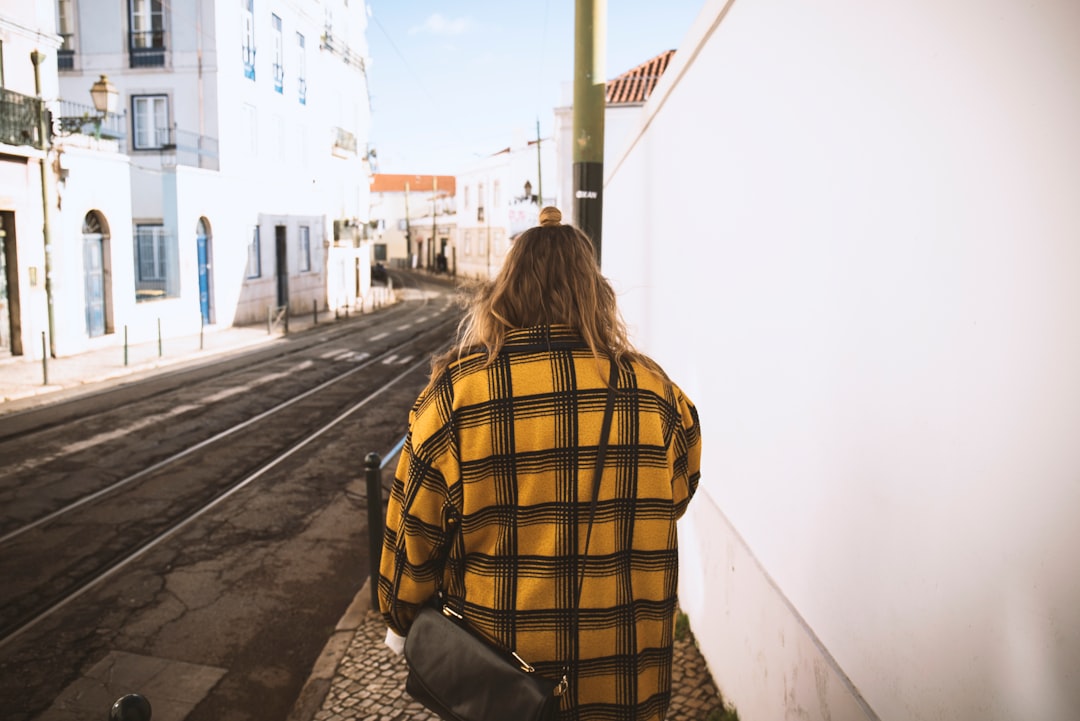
0,271,459,653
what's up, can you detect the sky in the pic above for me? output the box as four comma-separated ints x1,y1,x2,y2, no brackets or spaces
363,1,705,175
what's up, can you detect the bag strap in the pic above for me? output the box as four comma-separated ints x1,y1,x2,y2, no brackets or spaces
574,359,619,611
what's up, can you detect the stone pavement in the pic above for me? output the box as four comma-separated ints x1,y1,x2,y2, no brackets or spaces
289,580,727,721
0,302,378,415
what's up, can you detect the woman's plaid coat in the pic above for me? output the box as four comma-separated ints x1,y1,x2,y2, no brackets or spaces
379,325,702,720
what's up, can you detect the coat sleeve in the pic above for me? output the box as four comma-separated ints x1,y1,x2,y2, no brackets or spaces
671,387,702,520
378,377,459,636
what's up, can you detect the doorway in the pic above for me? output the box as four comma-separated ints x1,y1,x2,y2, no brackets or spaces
275,225,288,308
81,211,112,337
0,211,22,356
196,218,214,325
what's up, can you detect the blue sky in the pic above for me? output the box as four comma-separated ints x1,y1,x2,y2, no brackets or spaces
364,1,705,175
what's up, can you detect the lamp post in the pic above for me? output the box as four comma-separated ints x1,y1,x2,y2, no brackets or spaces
30,50,56,358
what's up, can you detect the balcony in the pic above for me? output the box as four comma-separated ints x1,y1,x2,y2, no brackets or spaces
332,126,357,157
58,34,75,71
129,30,166,68
55,99,126,143
0,87,45,150
157,126,220,171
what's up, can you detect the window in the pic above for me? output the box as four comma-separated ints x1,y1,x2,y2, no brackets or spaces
493,181,501,208
242,0,255,80
299,225,311,272
477,182,485,222
129,0,165,67
57,0,76,70
374,243,387,262
463,185,469,209
134,224,175,300
132,95,169,149
296,33,306,104
247,226,261,278
272,14,283,93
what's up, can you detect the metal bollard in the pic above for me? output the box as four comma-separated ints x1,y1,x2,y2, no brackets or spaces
124,325,129,366
41,331,48,385
284,307,289,335
110,694,151,721
365,452,383,611
313,299,318,325
157,318,162,357
267,306,272,335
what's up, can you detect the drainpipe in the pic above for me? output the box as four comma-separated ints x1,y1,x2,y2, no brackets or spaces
31,50,57,358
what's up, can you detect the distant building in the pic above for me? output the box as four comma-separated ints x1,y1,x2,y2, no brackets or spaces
0,0,373,360
368,174,456,273
456,137,554,280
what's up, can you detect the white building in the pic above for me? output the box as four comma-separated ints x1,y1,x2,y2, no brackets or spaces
368,173,455,273
1,3,134,360
456,137,554,280
35,0,372,352
603,1,1080,720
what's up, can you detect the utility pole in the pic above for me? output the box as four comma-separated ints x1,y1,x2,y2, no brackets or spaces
572,0,606,260
31,50,57,357
431,176,437,271
535,118,543,206
404,181,412,268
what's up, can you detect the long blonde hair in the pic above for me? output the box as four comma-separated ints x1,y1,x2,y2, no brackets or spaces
426,206,659,392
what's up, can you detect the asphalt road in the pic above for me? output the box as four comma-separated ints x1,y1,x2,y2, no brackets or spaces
0,274,459,721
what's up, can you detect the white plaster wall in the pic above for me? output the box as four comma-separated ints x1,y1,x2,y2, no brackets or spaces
602,1,1080,720
50,146,134,355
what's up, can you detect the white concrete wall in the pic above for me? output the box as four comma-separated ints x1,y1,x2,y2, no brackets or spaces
602,1,1080,720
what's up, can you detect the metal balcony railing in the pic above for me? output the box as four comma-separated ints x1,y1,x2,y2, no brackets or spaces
129,30,166,67
55,99,126,141
156,126,220,170
0,87,45,149
58,34,75,70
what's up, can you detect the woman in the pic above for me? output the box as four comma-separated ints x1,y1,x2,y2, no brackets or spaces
379,206,701,720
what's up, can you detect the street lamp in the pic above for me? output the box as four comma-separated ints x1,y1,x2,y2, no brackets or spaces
88,74,118,138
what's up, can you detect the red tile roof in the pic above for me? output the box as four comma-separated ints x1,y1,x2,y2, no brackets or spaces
606,49,676,105
370,174,457,194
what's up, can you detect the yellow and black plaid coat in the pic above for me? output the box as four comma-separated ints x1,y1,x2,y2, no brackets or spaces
379,325,701,720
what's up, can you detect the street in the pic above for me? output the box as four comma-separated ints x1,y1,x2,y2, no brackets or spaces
0,274,458,721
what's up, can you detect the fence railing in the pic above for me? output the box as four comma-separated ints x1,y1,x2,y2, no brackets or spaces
0,87,44,150
55,99,126,141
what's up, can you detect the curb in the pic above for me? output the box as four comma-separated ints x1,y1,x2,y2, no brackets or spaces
286,578,374,721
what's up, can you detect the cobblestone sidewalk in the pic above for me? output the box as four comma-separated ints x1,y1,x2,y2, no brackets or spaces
312,609,725,721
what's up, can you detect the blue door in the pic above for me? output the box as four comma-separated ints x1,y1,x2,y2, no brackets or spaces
83,234,105,337
197,221,212,325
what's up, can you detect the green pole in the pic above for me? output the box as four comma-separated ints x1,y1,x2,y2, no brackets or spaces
572,0,606,260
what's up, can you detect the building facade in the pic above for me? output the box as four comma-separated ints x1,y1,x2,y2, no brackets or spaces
0,0,373,360
455,138,553,280
368,173,455,273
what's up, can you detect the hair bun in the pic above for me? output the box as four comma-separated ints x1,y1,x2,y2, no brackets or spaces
538,206,562,227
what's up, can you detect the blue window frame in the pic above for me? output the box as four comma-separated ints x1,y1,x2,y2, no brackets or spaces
297,32,307,105
242,0,255,80
272,14,283,93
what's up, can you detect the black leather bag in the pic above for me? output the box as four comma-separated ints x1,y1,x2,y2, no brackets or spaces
404,603,561,721
402,360,619,721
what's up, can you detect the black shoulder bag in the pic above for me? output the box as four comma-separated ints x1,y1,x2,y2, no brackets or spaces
403,360,619,721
